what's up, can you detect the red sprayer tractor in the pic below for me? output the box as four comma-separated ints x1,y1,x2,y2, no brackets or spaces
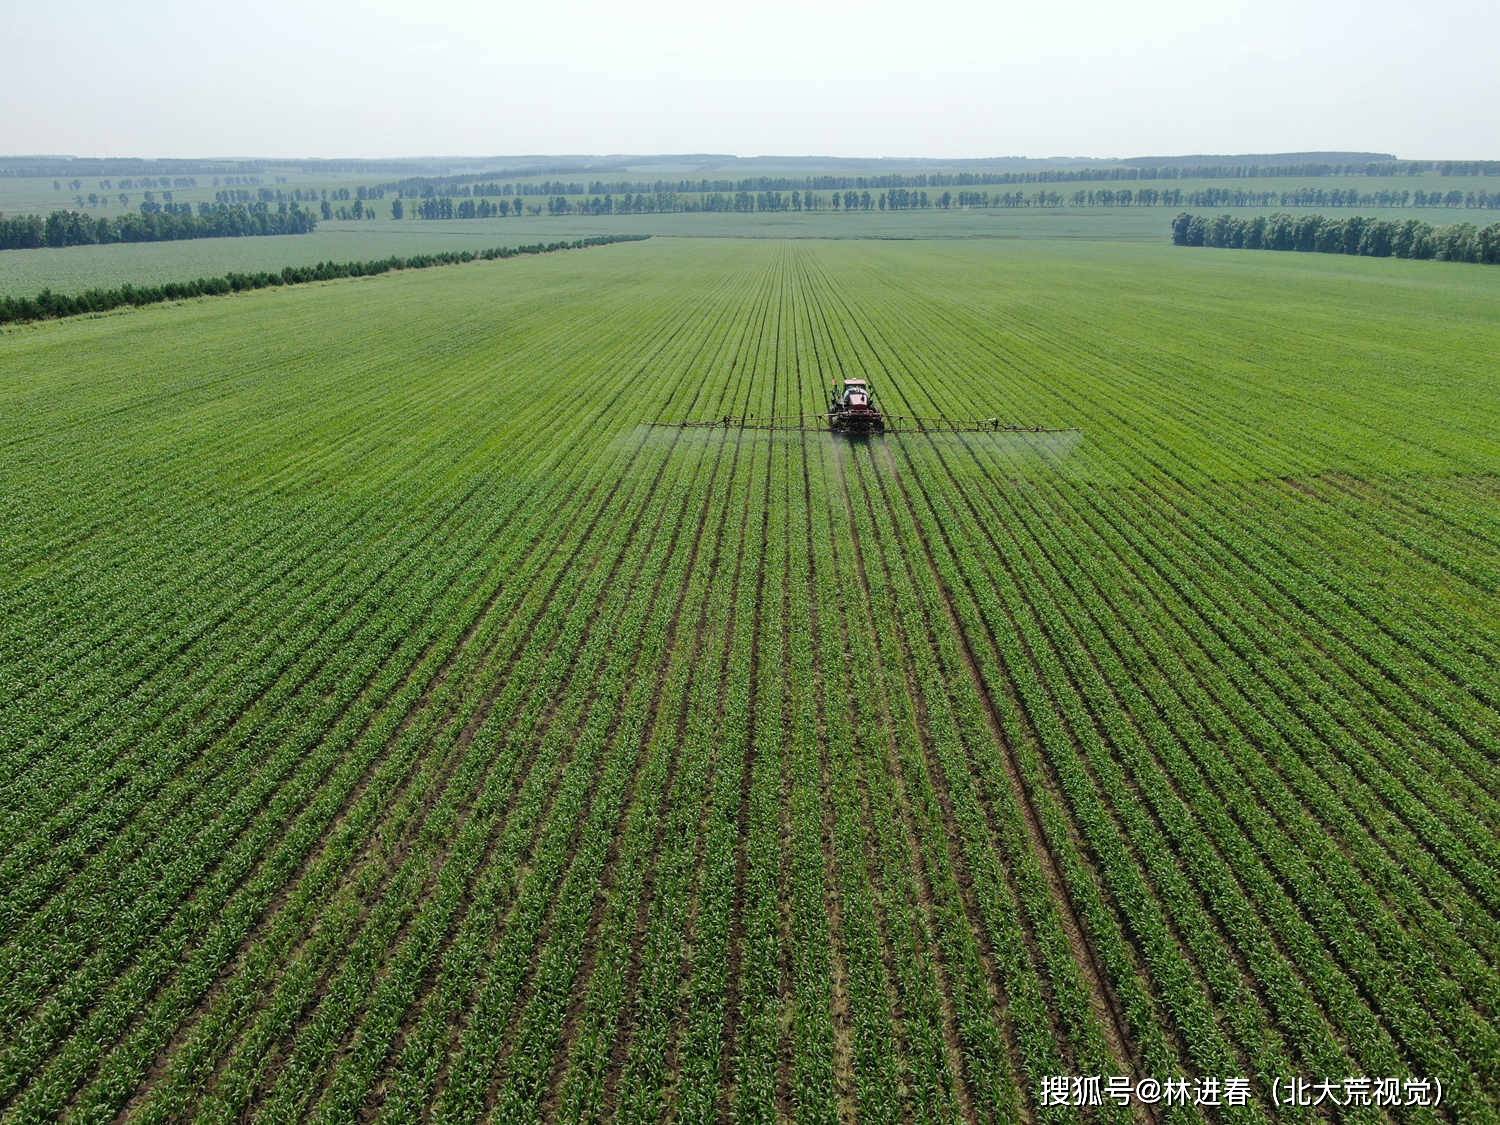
650,373,1071,437
827,378,885,435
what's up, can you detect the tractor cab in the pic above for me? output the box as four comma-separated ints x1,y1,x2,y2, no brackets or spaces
829,378,885,434
841,379,871,408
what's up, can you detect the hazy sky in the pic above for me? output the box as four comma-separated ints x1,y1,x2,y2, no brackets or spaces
4,0,1496,159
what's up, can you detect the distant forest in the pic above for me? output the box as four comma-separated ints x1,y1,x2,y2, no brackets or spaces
378,160,1500,202
398,185,1500,219
0,205,317,250
1171,211,1500,263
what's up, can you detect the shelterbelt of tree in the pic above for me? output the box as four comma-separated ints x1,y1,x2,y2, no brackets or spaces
0,235,649,325
1172,210,1500,263
412,184,1500,219
1,237,1496,1122
0,204,319,251
376,158,1500,199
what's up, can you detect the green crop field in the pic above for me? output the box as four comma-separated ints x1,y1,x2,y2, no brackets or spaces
0,204,1478,300
1,209,1152,298
1,235,1497,1123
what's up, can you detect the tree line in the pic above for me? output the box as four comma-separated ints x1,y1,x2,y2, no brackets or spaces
0,205,318,251
318,199,379,221
54,176,198,191
373,160,1500,201
401,185,1500,220
407,196,527,220
213,185,386,206
1178,186,1500,209
0,235,648,325
1170,212,1500,264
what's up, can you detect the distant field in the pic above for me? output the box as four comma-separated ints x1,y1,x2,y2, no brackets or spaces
5,160,1493,304
2,236,1496,1120
0,204,1480,298
0,220,613,296
3,169,1490,221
